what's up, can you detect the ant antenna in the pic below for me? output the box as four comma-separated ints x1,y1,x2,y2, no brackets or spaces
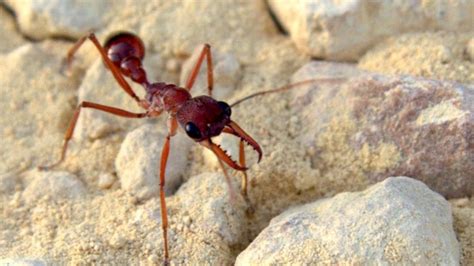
230,77,347,107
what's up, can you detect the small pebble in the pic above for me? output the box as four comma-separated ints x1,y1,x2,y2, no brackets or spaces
97,173,115,189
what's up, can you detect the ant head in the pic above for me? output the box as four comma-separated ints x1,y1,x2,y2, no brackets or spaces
176,96,231,142
176,96,262,170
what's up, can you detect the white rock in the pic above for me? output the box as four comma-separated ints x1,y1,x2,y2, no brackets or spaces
0,42,78,174
23,170,86,203
180,45,241,100
236,177,460,265
268,0,474,60
115,124,192,200
173,172,247,246
4,0,111,40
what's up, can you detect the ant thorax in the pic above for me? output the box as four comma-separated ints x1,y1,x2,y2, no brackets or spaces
145,82,192,115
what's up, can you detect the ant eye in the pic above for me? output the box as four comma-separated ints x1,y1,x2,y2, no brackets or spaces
217,101,231,117
185,122,201,139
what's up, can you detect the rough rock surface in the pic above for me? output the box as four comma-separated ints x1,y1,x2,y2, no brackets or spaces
0,41,79,174
359,31,474,83
268,0,474,60
0,8,25,53
115,124,193,200
236,177,460,265
22,170,86,203
173,172,249,248
291,61,473,198
4,0,113,40
180,45,241,100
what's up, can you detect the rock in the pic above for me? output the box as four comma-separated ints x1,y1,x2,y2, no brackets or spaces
236,177,460,265
97,172,116,189
173,172,248,247
115,124,192,200
0,8,25,53
290,61,473,198
4,0,112,40
23,170,86,203
0,172,16,194
0,42,79,174
359,31,474,83
180,45,241,100
268,0,474,60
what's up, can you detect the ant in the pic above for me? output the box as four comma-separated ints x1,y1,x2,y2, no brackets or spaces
40,31,337,264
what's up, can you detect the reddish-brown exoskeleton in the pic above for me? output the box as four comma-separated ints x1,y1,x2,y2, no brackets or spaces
40,32,263,264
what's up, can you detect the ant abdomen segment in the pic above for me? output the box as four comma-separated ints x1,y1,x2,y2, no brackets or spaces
104,32,148,84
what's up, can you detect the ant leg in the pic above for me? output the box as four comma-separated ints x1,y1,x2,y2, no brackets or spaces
238,140,254,215
158,116,177,265
65,32,142,103
40,101,148,170
184,44,214,97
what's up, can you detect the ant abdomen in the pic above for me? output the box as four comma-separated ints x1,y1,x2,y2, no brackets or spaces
104,32,148,84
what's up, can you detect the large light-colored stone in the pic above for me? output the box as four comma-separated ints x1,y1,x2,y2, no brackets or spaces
0,42,79,174
268,0,474,60
115,124,193,200
236,177,460,265
4,0,112,40
173,172,248,247
290,61,473,198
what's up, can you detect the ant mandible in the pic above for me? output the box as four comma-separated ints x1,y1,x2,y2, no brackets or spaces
40,31,334,264
40,31,263,264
